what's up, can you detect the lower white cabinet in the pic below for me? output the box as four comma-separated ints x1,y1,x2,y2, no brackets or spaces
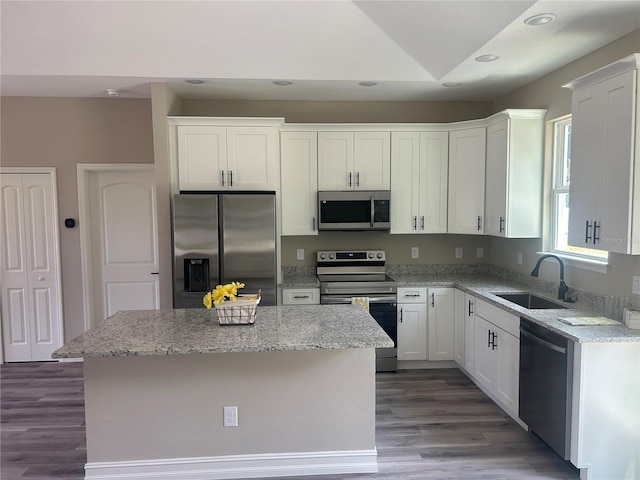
427,287,454,360
453,289,466,368
281,288,320,305
397,288,428,361
473,299,519,416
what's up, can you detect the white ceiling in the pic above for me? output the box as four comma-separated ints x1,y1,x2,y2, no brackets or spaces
1,0,639,101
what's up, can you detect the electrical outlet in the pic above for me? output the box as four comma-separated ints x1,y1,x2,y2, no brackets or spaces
476,247,483,258
411,247,419,259
296,249,304,261
455,247,463,259
633,276,640,295
223,406,238,427
517,252,523,265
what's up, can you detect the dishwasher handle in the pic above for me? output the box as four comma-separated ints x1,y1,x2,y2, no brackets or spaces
520,328,566,354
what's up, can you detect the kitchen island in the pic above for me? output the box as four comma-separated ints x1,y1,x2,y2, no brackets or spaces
53,305,393,480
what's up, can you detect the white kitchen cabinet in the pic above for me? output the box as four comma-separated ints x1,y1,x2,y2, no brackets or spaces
484,110,546,238
427,287,454,361
397,287,427,361
280,131,318,236
564,55,640,254
390,131,448,234
281,288,320,305
171,118,282,192
453,289,466,368
318,131,390,191
448,126,486,234
473,299,519,417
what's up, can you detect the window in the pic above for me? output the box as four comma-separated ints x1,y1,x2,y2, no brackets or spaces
551,116,608,262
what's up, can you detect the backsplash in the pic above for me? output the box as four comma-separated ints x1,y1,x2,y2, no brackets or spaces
282,263,610,314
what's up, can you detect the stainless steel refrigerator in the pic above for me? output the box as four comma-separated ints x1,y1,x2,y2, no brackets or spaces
172,193,277,307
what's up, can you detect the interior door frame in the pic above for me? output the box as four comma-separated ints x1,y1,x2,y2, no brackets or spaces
77,164,155,330
0,167,64,363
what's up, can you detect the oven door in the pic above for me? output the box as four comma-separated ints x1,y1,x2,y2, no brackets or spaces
320,294,397,372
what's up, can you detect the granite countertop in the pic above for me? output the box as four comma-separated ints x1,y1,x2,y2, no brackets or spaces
52,304,394,359
392,273,640,344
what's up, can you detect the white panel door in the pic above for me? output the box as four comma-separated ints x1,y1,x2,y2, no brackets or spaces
1,172,63,362
90,168,159,324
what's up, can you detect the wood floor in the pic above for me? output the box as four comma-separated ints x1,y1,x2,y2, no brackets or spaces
1,362,579,480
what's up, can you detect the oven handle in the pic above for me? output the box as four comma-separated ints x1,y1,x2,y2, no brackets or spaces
321,296,397,304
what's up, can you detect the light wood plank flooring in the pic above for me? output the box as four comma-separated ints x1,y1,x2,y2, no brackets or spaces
1,362,579,480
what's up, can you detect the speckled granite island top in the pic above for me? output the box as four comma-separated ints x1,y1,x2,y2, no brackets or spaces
52,305,394,358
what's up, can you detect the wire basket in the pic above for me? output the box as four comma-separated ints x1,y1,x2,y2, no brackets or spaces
215,291,261,325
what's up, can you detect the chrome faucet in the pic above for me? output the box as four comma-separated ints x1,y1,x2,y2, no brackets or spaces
530,254,571,302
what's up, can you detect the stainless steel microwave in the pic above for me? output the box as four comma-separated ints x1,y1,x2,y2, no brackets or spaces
317,191,391,231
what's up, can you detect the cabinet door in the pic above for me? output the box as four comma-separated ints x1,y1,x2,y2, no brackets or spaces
427,287,454,361
464,294,475,374
397,303,427,361
495,329,519,415
453,289,466,368
226,127,278,190
280,132,318,236
318,132,354,190
568,82,604,249
485,120,508,237
390,132,420,234
419,131,449,233
473,316,496,391
448,127,486,234
354,132,390,190
177,126,227,191
597,71,635,254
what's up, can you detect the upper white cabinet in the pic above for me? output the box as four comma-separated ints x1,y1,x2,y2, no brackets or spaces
448,126,486,234
318,131,390,191
280,131,318,236
484,110,546,238
391,131,449,234
564,54,640,254
170,118,282,192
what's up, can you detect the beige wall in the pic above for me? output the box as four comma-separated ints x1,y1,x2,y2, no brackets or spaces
0,97,154,341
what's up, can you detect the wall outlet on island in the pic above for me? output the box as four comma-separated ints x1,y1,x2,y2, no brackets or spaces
223,406,238,427
455,247,463,259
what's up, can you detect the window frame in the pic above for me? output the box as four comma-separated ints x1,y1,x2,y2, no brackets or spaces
548,115,608,271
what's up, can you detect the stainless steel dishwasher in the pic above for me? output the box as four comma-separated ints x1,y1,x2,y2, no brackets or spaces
519,318,574,460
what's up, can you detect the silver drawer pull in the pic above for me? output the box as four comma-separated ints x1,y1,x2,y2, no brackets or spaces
293,295,310,299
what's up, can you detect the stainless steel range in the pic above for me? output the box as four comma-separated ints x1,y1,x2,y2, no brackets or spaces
317,250,397,372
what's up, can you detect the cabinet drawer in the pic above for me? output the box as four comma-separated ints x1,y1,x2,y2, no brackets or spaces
475,297,497,320
397,287,428,303
492,310,520,338
282,288,320,305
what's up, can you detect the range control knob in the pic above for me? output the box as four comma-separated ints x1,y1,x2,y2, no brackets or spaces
319,253,326,260
377,252,383,259
328,252,335,259
368,252,374,258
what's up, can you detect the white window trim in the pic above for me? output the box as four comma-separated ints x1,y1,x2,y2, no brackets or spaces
548,115,608,273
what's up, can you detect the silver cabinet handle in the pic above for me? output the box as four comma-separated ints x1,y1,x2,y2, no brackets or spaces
229,170,234,187
413,216,417,231
221,170,225,186
421,216,425,230
585,220,592,243
399,308,403,323
431,292,435,307
356,172,360,187
477,215,482,231
349,172,352,187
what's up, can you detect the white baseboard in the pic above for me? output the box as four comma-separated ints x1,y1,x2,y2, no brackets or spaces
84,449,378,479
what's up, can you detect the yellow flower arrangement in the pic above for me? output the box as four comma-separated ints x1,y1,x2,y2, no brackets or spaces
203,281,246,309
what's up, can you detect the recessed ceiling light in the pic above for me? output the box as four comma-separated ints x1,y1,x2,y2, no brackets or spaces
105,89,120,97
442,82,462,88
185,79,205,84
273,80,293,86
524,13,556,26
358,81,378,87
475,54,500,63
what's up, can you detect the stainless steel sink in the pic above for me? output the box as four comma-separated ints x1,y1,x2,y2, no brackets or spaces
493,292,568,310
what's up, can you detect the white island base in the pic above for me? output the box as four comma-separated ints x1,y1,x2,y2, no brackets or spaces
83,348,377,480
